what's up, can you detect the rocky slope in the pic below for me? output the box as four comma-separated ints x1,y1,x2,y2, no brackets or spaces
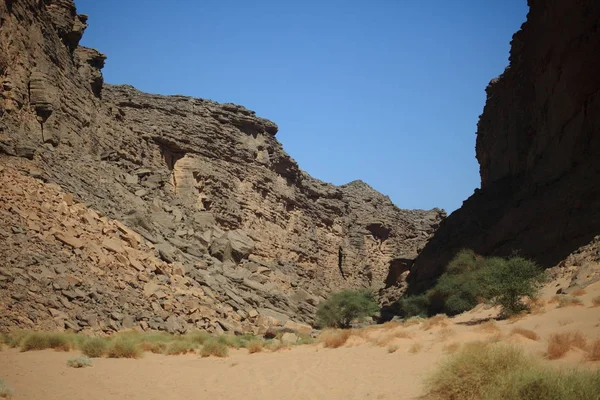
407,0,600,293
0,0,444,334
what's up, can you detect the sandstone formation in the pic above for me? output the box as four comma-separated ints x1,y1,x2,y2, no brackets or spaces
407,0,600,293
0,0,444,333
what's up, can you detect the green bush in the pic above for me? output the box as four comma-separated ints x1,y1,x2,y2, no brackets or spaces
426,342,600,400
66,356,92,368
165,340,196,355
316,289,379,328
400,251,546,317
81,337,108,358
20,332,50,352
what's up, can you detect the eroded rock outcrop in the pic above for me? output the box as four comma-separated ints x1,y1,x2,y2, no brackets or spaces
408,0,600,293
0,0,443,333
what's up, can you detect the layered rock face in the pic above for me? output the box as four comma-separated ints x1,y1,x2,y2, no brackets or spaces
408,0,600,292
0,0,443,333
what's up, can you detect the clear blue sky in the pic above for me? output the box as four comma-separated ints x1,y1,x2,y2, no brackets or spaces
75,0,528,213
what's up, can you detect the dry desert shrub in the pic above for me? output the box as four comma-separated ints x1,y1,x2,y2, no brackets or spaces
20,332,71,352
374,330,412,347
402,316,424,327
511,327,539,341
409,342,423,353
558,296,584,308
592,296,600,307
106,338,142,359
200,340,229,358
422,314,449,331
66,356,92,368
443,342,461,354
319,329,351,348
165,340,196,355
0,378,13,399
81,337,109,357
546,331,587,360
475,321,500,334
247,340,263,354
438,327,455,341
586,339,600,361
387,344,399,353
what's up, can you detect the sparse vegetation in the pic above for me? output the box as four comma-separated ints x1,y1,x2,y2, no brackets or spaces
592,296,600,307
511,327,539,341
165,340,196,355
200,340,229,358
319,329,351,348
0,378,13,399
587,339,600,361
421,314,449,330
106,338,142,359
409,342,423,353
387,344,399,353
316,289,379,328
424,342,600,400
557,296,584,308
247,340,263,354
81,337,108,358
67,356,92,368
398,250,547,318
475,321,500,334
546,331,587,360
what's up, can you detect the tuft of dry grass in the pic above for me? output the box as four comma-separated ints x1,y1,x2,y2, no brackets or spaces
200,340,229,358
443,342,461,354
409,342,423,353
557,296,584,308
106,338,142,359
266,340,290,352
247,340,263,354
511,328,539,341
546,331,587,360
374,330,412,347
571,288,587,297
387,344,399,353
20,332,74,352
592,296,600,307
165,340,196,355
81,337,108,357
438,327,455,342
402,316,424,327
141,341,168,354
475,321,500,334
422,314,449,331
586,339,600,362
319,329,351,349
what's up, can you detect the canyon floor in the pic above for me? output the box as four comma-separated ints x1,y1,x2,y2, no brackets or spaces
1,280,599,400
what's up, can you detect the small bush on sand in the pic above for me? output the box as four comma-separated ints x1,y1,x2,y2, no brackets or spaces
3,331,28,349
0,378,13,399
297,337,315,345
266,340,290,352
546,331,587,360
511,328,539,341
387,344,399,353
319,329,351,348
20,332,50,351
184,331,211,345
141,341,168,354
557,296,584,308
586,339,600,361
247,340,263,354
409,342,423,353
217,335,242,349
592,296,600,307
67,356,92,368
106,338,142,359
200,340,229,358
421,314,449,331
47,333,72,351
165,340,196,355
316,289,379,328
81,337,108,358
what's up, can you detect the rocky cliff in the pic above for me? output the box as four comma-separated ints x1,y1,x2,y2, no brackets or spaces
0,0,444,334
407,0,600,293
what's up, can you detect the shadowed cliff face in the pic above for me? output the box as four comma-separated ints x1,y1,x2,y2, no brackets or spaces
408,0,600,293
0,0,444,333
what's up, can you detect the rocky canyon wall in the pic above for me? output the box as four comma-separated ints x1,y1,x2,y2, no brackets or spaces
408,0,600,293
0,0,443,334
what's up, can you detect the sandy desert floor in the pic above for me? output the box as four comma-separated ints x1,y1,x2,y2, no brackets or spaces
1,280,599,400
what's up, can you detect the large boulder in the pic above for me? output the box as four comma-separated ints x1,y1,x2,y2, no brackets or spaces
209,230,255,263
